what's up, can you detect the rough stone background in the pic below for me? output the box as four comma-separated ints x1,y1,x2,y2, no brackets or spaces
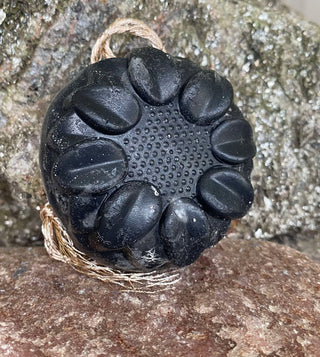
0,0,319,259
1,238,320,356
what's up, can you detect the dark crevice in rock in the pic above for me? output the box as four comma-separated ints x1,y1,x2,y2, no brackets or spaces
0,0,73,90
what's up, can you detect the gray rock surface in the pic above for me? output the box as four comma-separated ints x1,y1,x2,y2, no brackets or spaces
1,237,320,356
0,0,319,253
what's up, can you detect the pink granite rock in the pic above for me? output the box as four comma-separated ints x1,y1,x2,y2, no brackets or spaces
0,237,320,356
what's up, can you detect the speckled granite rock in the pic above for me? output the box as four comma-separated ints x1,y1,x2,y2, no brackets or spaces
0,0,319,251
1,237,320,356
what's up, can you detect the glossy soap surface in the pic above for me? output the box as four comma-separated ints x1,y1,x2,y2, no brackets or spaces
40,47,256,271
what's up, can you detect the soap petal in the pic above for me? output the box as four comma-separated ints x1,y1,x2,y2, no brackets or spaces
160,198,211,266
211,119,256,164
97,181,162,249
197,167,254,219
52,139,127,194
180,70,233,125
72,85,141,134
128,47,181,105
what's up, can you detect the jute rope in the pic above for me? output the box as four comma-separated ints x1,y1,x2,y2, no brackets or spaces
40,18,180,292
91,18,166,63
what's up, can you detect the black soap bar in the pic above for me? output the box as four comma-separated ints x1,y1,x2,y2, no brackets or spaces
40,47,256,272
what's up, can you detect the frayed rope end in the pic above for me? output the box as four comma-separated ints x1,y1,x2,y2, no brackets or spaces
40,203,180,293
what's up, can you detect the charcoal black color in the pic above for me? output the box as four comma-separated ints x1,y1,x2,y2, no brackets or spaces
197,167,254,219
98,181,162,249
211,118,256,164
40,47,256,272
72,85,141,134
160,198,211,267
180,70,234,125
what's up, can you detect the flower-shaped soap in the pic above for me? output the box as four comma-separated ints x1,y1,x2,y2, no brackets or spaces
40,47,256,272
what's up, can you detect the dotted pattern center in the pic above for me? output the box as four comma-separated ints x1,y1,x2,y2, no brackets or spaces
120,100,216,200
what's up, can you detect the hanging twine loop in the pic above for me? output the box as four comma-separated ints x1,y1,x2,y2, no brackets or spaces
40,19,180,292
90,18,166,63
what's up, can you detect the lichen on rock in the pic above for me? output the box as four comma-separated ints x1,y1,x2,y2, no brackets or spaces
0,0,319,257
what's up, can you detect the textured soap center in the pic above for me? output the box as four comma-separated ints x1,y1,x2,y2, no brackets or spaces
119,99,215,201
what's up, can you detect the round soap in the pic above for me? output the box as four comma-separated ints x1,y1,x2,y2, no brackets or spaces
40,47,256,272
